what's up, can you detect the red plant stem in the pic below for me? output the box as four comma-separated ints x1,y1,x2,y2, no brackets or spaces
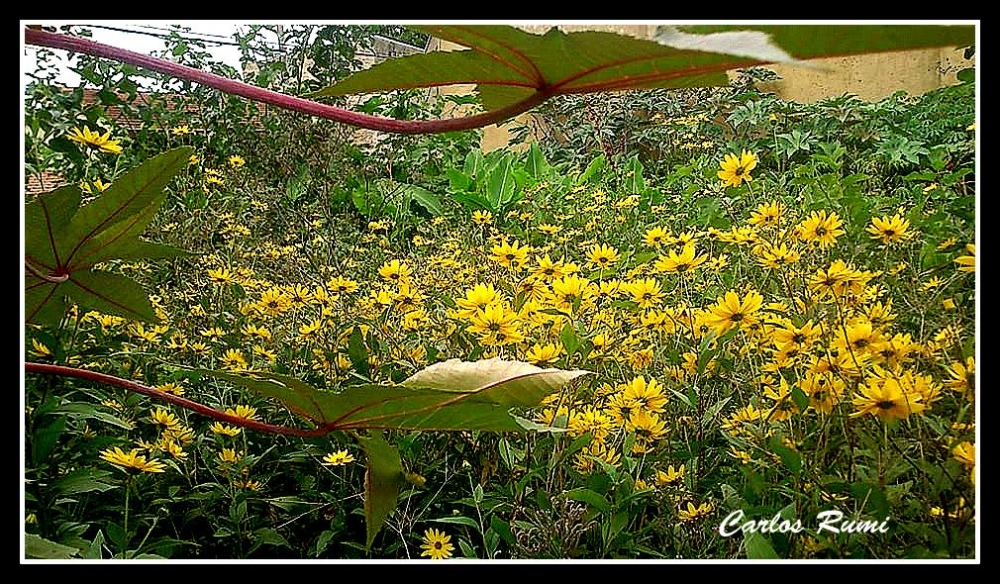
24,27,549,135
25,361,337,438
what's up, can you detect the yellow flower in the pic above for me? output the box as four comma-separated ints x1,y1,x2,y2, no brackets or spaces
209,422,242,437
221,348,248,371
172,125,190,136
944,357,975,397
159,438,188,460
678,501,714,521
795,210,845,248
655,464,685,487
100,447,167,474
851,377,925,422
228,155,245,168
620,375,668,413
472,210,493,225
587,244,621,270
218,448,241,464
234,478,262,491
207,267,235,284
67,126,123,155
955,244,975,273
866,213,913,245
643,226,671,248
654,243,707,275
29,338,52,358
80,178,111,194
378,259,412,284
465,302,524,346
226,404,258,420
454,283,501,319
150,408,181,428
623,278,665,309
156,382,186,396
952,441,974,467
420,528,454,560
525,342,564,366
748,200,785,228
717,150,757,187
490,239,531,270
321,450,355,466
704,289,764,337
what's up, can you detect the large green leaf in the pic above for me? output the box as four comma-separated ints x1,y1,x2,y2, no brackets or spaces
314,24,974,112
201,358,590,432
24,147,192,325
402,183,445,216
356,431,405,550
24,534,80,559
744,531,780,559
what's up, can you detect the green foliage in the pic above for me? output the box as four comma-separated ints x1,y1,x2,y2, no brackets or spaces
25,148,192,325
23,23,976,560
199,359,590,432
316,24,973,110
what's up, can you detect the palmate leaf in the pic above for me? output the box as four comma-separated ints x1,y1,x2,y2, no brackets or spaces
313,24,974,113
198,359,589,549
202,358,591,432
24,147,193,326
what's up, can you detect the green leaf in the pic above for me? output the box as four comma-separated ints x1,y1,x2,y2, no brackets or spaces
511,415,569,433
357,431,405,550
24,147,192,325
251,527,290,548
54,402,134,431
24,534,80,559
525,142,550,178
315,24,972,114
446,168,473,191
577,154,606,185
61,269,158,323
671,24,973,63
463,149,484,178
485,154,516,208
624,155,645,194
31,416,66,466
347,326,370,378
744,531,780,559
83,531,105,559
768,438,802,473
61,148,192,263
790,384,810,412
449,191,494,212
851,482,890,520
562,487,611,514
404,184,445,215
429,516,481,529
201,358,590,432
559,322,579,356
51,468,118,496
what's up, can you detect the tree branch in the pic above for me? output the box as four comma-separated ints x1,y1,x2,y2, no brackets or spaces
24,27,548,135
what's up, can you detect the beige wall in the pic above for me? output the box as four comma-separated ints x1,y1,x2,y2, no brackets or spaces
424,25,974,152
755,46,973,104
